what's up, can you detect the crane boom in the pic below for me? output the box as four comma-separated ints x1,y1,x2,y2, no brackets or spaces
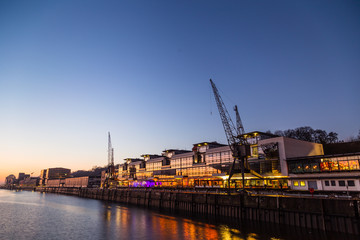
209,79,238,155
210,79,262,192
234,105,245,137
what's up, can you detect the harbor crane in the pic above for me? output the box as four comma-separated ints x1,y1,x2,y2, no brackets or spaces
102,132,116,188
210,79,262,191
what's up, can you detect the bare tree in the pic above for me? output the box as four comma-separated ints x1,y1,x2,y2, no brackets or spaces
327,132,338,143
272,126,338,144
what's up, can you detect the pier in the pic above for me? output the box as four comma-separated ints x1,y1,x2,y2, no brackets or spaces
36,187,360,235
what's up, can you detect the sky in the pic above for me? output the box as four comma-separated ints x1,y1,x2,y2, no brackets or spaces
1,0,359,183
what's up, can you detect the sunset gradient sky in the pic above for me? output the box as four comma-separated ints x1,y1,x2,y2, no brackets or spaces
1,0,359,183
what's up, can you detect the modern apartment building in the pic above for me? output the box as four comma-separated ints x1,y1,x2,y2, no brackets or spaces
112,131,327,189
39,167,71,186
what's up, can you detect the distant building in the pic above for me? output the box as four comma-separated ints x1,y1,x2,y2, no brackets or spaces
39,169,47,186
46,176,100,188
40,167,71,186
18,173,30,181
65,176,100,188
19,177,39,188
46,168,71,179
5,174,17,185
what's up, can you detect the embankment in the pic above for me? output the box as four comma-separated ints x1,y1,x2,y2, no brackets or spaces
36,187,360,235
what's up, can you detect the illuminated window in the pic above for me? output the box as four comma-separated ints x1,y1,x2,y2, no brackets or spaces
252,146,258,157
300,181,306,187
348,160,360,170
320,162,330,171
339,161,349,171
294,164,303,173
312,163,320,172
293,181,299,187
330,161,339,171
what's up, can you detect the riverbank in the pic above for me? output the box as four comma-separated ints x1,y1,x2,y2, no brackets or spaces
33,187,360,235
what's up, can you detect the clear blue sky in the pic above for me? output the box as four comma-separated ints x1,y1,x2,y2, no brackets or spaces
1,0,359,182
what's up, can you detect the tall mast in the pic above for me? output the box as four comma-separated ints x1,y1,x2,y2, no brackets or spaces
108,132,115,178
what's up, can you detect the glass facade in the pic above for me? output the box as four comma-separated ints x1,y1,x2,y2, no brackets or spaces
288,155,360,174
115,136,287,189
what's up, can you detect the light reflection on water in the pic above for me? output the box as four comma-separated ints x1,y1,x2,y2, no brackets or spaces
0,190,357,240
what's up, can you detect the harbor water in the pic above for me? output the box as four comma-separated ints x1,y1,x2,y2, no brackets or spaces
0,189,356,240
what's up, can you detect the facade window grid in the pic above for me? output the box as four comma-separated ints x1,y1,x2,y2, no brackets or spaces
289,158,360,174
131,150,234,178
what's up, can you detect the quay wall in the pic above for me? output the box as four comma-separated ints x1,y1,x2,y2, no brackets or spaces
36,187,360,235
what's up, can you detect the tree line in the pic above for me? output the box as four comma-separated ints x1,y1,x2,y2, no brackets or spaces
268,126,360,144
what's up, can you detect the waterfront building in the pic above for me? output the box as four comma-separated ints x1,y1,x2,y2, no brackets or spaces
39,133,360,192
40,167,71,186
39,169,47,186
126,158,145,180
174,142,230,187
5,174,17,186
100,167,119,188
116,131,336,190
46,176,101,188
46,167,71,179
18,173,30,181
248,134,324,188
18,177,39,188
46,178,66,187
287,141,360,191
65,176,100,188
142,154,162,179
118,162,129,184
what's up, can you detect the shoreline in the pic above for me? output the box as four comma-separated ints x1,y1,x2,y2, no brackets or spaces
25,186,360,235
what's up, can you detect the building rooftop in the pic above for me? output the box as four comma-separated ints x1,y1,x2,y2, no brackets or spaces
205,145,231,154
128,160,145,166
323,141,360,155
141,154,162,159
241,131,277,138
124,158,142,162
192,141,226,147
162,149,191,154
146,156,165,163
170,151,194,159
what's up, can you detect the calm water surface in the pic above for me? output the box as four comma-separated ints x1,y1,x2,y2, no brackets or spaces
0,189,356,240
